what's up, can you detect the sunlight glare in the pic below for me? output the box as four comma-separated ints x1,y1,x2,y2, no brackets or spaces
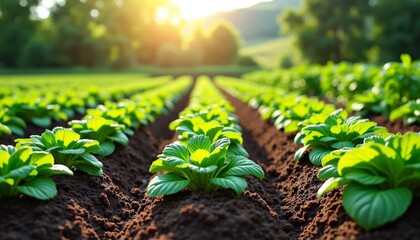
171,0,270,19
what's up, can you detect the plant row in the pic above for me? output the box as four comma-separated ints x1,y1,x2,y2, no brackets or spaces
216,76,420,230
0,76,172,137
146,76,264,197
243,54,420,122
0,77,192,200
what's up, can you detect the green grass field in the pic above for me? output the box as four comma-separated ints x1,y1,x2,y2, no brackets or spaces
241,36,295,69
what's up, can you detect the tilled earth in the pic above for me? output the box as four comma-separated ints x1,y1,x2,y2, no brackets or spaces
1,82,419,240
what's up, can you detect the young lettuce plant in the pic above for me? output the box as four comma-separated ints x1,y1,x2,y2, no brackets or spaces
0,108,26,136
86,105,135,135
170,116,248,158
272,97,335,133
390,99,420,125
15,127,103,176
317,132,420,230
295,109,387,166
0,145,73,200
69,116,128,156
147,135,264,197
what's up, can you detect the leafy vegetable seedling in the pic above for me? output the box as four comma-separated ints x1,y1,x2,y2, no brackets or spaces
318,132,420,230
70,116,128,156
0,145,73,200
15,127,103,176
295,109,387,166
147,135,264,197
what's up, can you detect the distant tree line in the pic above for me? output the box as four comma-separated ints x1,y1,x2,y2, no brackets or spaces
0,0,241,69
280,0,420,64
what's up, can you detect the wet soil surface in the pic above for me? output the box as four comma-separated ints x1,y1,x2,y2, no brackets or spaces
1,84,419,239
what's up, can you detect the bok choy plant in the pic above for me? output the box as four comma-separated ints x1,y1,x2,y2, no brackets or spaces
295,109,387,166
0,145,72,200
15,127,103,176
147,135,264,197
317,132,420,230
69,116,128,156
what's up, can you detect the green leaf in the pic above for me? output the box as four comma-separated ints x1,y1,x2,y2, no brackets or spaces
338,144,403,180
387,132,420,163
190,149,210,164
317,164,339,180
31,117,51,128
59,148,85,155
80,153,103,168
222,156,264,180
108,131,129,145
8,125,24,136
76,164,103,177
188,164,217,173
295,145,309,160
342,184,412,230
211,138,230,151
2,165,37,179
150,159,166,173
55,129,80,146
147,173,190,197
345,171,387,185
222,131,243,144
97,141,115,156
309,148,330,166
0,123,11,135
187,135,211,153
317,177,348,198
331,141,355,149
17,176,57,200
161,143,189,162
37,164,73,176
210,176,247,195
227,143,249,158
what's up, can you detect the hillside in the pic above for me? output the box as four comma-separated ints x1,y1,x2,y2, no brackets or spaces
241,36,295,69
202,0,301,43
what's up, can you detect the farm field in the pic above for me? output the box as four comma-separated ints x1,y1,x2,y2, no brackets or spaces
1,58,420,240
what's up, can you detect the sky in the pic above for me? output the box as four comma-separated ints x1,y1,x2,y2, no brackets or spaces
34,0,272,20
172,0,272,19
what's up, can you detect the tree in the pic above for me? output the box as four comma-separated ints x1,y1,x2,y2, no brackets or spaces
202,20,241,65
280,0,372,64
372,0,420,62
0,0,40,68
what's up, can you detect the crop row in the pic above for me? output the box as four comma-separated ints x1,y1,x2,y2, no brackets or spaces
0,77,191,200
0,76,172,137
146,76,264,197
216,76,420,230
244,54,420,121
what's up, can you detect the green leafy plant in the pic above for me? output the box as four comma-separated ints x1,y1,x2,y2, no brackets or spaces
147,135,264,197
169,109,248,158
295,109,387,166
0,108,26,137
69,116,128,156
0,145,73,200
317,132,420,230
272,97,335,133
390,99,420,125
86,105,135,135
15,127,103,176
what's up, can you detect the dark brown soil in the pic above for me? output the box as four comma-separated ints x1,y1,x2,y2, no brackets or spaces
1,82,419,240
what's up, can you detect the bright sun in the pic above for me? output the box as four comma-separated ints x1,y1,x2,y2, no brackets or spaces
171,0,267,20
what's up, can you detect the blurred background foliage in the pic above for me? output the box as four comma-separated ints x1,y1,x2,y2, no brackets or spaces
0,0,418,69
